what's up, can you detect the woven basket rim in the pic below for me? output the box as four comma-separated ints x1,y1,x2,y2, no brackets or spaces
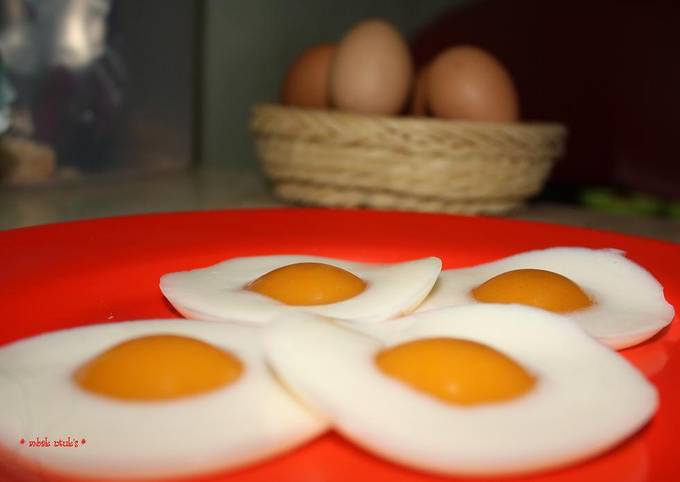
250,103,566,214
252,102,567,134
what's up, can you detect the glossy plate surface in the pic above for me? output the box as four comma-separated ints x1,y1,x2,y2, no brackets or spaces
1,209,678,482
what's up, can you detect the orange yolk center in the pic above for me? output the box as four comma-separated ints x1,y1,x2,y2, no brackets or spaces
74,334,243,400
246,262,367,305
376,338,535,405
471,269,593,313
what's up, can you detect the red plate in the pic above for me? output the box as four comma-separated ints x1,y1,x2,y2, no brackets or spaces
1,208,678,482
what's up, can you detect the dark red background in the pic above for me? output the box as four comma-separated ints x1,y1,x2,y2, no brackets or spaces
411,0,680,198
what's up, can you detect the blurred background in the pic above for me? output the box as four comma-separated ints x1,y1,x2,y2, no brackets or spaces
0,0,678,238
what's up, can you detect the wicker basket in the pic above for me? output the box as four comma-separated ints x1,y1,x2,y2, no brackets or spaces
250,103,567,214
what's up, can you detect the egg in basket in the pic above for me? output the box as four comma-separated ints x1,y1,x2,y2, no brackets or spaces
250,19,566,214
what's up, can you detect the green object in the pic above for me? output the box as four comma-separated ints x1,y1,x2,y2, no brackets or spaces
668,202,680,220
627,193,663,216
580,188,630,214
580,188,665,217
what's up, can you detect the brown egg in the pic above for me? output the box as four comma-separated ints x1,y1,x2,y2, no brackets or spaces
426,46,519,122
281,43,336,108
410,65,431,116
330,19,413,115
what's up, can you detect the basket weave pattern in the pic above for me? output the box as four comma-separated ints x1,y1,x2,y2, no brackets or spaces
251,103,566,214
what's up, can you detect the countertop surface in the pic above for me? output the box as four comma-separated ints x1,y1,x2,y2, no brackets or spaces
1,166,679,243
